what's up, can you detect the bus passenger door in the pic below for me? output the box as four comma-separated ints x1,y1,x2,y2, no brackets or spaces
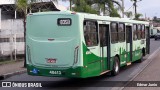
126,26,133,63
99,24,110,72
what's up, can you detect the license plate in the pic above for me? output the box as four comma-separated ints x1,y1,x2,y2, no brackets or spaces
49,71,61,75
46,58,57,63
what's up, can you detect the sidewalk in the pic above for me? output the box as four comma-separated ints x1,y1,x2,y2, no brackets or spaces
123,49,160,90
0,60,27,80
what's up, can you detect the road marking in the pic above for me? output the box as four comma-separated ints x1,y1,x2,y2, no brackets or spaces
118,47,160,90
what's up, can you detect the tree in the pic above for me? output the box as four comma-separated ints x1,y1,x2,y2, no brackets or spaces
106,0,121,17
124,11,133,18
67,0,122,17
87,0,122,17
73,0,97,14
15,0,29,67
134,13,143,20
92,0,122,17
130,0,142,18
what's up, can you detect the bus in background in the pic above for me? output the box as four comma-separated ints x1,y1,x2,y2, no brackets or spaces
26,11,150,78
150,27,160,38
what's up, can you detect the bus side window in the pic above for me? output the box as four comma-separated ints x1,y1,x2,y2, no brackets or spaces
84,21,98,47
126,26,130,43
133,24,137,40
111,22,118,43
99,25,107,47
118,23,125,42
146,26,149,38
137,24,141,40
142,25,145,39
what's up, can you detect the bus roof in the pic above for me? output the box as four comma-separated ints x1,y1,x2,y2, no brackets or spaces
28,11,149,25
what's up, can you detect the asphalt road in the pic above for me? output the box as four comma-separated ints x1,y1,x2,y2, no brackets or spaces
1,39,160,90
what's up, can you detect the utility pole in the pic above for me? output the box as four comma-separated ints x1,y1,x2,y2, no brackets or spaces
132,0,142,17
133,0,137,16
14,34,17,61
70,0,72,11
121,0,124,18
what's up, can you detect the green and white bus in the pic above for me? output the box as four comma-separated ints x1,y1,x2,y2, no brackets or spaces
26,11,150,78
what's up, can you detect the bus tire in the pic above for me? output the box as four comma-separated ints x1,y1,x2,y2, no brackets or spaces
111,57,120,76
155,38,157,40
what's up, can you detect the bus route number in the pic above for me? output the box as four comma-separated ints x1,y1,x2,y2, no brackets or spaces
57,18,71,26
49,71,61,75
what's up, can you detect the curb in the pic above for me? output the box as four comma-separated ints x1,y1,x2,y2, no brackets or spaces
0,69,27,80
119,47,160,90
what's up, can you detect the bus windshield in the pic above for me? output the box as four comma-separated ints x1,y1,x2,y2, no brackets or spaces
27,14,78,38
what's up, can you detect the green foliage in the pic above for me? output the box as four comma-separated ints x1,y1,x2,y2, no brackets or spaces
154,20,160,23
15,0,28,13
73,0,98,14
107,0,120,17
134,13,143,20
94,0,121,17
124,11,133,18
73,0,121,17
110,9,120,17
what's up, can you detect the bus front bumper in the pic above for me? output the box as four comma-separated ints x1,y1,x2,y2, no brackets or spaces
27,64,88,78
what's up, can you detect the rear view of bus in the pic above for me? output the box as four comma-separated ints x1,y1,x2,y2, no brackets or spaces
26,11,82,78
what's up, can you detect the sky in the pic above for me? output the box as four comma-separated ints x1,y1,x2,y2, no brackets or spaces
0,0,159,18
58,0,160,18
124,0,160,18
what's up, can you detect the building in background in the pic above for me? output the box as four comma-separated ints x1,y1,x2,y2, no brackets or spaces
0,0,66,59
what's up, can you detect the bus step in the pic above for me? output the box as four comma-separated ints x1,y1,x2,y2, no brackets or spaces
127,62,132,66
100,70,110,75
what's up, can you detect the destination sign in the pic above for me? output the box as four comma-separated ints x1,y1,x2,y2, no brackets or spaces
57,18,72,26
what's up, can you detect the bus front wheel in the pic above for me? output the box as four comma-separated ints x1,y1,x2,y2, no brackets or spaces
111,57,120,76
